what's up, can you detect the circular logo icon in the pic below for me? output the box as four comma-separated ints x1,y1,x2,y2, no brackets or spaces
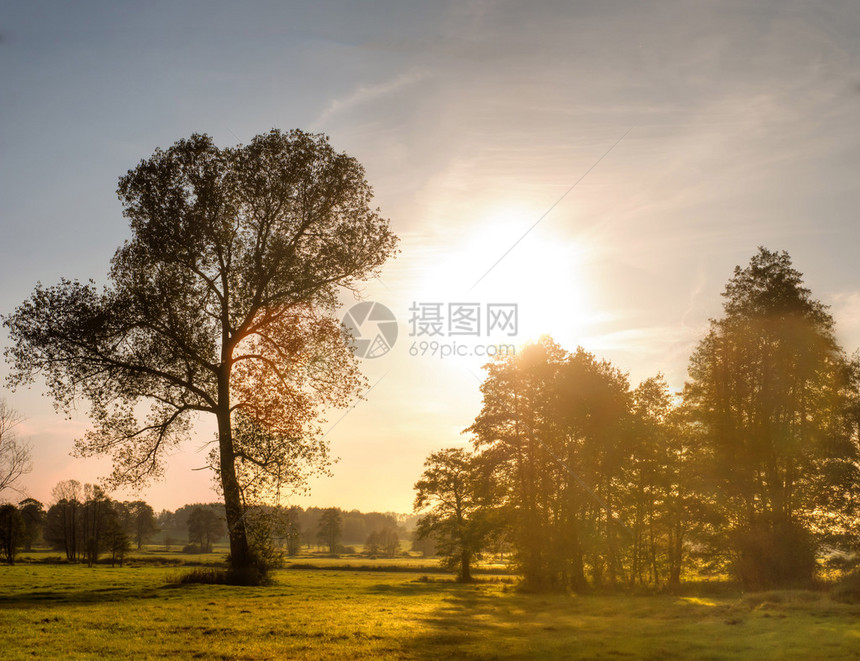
342,301,398,359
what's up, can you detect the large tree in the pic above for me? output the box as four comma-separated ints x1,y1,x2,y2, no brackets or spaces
684,248,858,587
468,338,633,590
3,130,398,577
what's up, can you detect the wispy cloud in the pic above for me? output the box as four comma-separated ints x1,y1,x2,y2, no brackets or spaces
312,70,429,129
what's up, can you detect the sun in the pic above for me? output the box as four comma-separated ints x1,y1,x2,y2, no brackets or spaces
411,204,596,347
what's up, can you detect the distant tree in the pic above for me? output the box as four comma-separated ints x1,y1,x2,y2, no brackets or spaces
316,507,342,553
365,530,381,555
0,400,30,497
44,480,84,561
378,527,400,557
364,527,399,557
685,248,858,587
18,498,45,551
187,507,222,553
104,502,131,567
80,484,112,567
414,448,494,582
3,129,398,578
126,501,159,549
284,507,302,557
0,504,23,564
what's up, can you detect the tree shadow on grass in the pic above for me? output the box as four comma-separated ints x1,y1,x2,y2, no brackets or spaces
0,582,193,609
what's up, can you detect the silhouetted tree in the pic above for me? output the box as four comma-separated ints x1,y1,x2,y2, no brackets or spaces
80,484,111,567
0,504,23,564
365,527,400,557
126,500,159,549
3,130,398,578
187,507,223,553
468,338,633,590
685,248,858,588
18,498,45,551
410,529,437,557
316,507,342,553
0,400,30,497
414,448,494,582
44,480,83,561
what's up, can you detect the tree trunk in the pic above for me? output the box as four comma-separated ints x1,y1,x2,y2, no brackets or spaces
459,550,472,583
216,381,252,573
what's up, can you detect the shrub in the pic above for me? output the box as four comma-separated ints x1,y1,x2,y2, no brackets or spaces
731,520,816,589
170,566,271,586
832,571,860,603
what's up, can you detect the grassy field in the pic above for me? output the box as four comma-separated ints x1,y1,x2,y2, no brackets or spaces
1,561,860,660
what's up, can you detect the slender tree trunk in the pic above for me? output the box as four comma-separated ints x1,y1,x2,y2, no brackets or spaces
569,522,588,591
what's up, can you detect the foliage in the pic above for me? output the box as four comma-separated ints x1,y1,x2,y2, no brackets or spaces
0,503,23,564
365,527,400,557
317,507,342,553
467,338,643,590
17,498,44,551
3,129,398,572
187,507,223,553
0,400,30,498
414,448,495,581
684,248,858,588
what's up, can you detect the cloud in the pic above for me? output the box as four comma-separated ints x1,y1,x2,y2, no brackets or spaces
312,70,429,129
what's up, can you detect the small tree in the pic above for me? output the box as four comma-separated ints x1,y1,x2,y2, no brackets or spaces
0,504,23,564
414,448,493,582
187,507,223,553
44,480,83,561
104,502,131,567
18,498,45,551
316,507,342,554
127,501,159,549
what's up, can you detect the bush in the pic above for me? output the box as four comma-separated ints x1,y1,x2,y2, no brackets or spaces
181,543,201,554
832,571,860,603
731,520,816,589
170,566,271,586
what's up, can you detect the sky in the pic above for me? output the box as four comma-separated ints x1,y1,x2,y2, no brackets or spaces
2,0,860,513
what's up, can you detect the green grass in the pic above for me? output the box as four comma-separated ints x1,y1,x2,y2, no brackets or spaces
1,564,860,659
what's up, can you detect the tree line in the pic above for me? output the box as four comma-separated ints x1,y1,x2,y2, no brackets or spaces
414,249,860,589
0,483,417,566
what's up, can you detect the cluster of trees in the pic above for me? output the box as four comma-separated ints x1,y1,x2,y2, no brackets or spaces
43,481,159,566
231,505,405,557
0,480,160,566
415,249,860,589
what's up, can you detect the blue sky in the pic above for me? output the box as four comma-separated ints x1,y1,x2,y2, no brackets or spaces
2,1,860,512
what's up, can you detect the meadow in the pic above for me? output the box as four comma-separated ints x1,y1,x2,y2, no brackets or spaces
1,552,860,659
